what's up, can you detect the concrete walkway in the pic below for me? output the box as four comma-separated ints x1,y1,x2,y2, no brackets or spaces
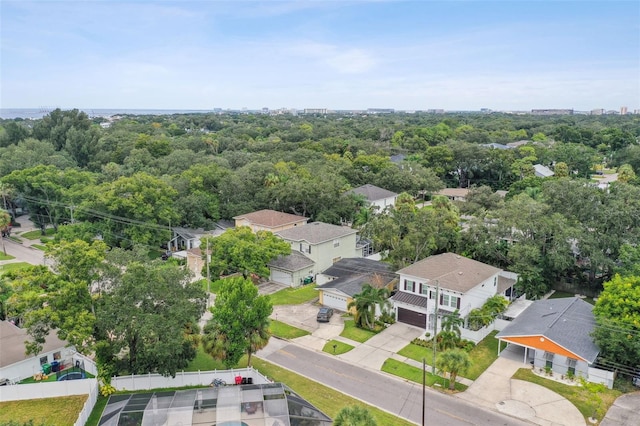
458,356,585,426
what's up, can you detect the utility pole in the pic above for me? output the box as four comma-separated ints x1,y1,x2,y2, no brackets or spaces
67,205,75,224
432,280,439,375
422,357,426,426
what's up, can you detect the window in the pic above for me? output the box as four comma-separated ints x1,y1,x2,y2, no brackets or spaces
441,294,460,308
40,356,48,365
333,239,340,248
544,352,554,369
420,284,428,296
566,358,577,375
494,277,497,286
404,280,415,292
53,352,61,360
300,243,310,253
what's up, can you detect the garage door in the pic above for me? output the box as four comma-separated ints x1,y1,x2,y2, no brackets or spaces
322,292,348,311
271,269,292,286
397,307,427,328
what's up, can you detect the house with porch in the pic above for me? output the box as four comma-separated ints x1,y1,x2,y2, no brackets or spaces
269,222,360,287
390,253,518,331
345,184,398,212
233,209,309,233
316,258,396,312
496,297,614,388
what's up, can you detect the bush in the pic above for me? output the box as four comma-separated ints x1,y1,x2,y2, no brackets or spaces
411,337,432,348
457,339,475,352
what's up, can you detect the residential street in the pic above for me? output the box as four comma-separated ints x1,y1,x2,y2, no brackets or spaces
1,238,45,267
257,340,531,426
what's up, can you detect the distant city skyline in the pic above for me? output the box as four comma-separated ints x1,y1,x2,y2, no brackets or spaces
2,1,639,111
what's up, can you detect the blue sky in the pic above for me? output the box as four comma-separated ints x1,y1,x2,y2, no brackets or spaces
1,0,638,111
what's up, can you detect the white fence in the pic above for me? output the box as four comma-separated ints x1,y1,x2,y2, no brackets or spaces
0,377,97,402
111,367,270,391
461,324,493,343
588,366,616,389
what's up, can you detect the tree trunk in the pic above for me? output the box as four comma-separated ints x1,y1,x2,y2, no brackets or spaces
449,372,457,390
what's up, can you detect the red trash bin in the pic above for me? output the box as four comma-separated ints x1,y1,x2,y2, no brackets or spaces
235,375,242,385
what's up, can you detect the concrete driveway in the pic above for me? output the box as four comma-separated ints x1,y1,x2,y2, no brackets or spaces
601,391,640,426
338,322,424,370
271,303,344,351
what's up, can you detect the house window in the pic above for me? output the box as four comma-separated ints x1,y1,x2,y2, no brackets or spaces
40,356,48,365
494,277,497,286
544,352,554,369
420,284,428,296
404,280,415,292
53,352,61,360
441,294,460,308
300,243,311,253
566,358,577,375
333,239,340,248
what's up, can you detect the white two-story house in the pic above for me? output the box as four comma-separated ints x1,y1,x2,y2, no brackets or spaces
391,253,517,331
268,222,359,287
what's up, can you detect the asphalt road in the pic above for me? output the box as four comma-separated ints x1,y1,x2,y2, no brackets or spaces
259,341,531,426
2,238,45,266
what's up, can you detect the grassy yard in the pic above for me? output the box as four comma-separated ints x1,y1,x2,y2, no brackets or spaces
381,358,467,392
0,252,15,260
465,330,499,380
0,262,32,275
322,339,354,355
268,284,318,305
513,368,621,422
31,243,48,251
340,319,379,343
549,290,595,305
21,228,56,240
185,345,229,372
0,395,88,426
270,320,310,339
397,342,435,366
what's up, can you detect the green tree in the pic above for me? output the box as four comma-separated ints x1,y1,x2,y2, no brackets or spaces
347,283,390,330
97,253,206,376
617,164,636,183
334,405,378,426
592,275,640,372
201,227,290,279
436,349,471,390
0,209,10,255
203,277,272,368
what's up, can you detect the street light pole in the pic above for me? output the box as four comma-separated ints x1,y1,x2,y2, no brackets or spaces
432,280,439,375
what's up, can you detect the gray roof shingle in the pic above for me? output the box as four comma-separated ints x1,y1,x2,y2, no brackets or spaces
276,222,357,244
496,298,600,363
318,258,395,297
346,184,398,202
0,321,69,368
396,253,501,293
268,250,315,272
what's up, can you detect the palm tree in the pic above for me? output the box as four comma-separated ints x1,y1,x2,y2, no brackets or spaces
347,284,390,330
436,349,471,390
440,309,463,337
202,321,230,366
0,210,11,256
246,316,271,367
334,405,377,426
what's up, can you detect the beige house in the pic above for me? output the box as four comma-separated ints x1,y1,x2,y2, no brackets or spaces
233,209,308,233
270,222,360,287
435,188,470,202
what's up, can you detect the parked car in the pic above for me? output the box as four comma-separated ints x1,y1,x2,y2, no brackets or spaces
316,307,334,322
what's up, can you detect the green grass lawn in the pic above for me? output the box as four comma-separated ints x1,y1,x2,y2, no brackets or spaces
512,368,621,422
21,228,56,240
549,290,595,305
185,345,229,372
397,342,436,367
270,320,310,339
322,339,354,355
0,252,15,260
31,243,48,251
340,319,379,343
8,236,22,243
268,284,318,305
0,395,87,426
381,358,467,392
0,262,31,275
465,330,499,380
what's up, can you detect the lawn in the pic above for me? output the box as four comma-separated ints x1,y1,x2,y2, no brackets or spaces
381,358,467,392
465,330,499,380
0,395,88,426
322,339,354,355
549,290,595,305
270,320,310,339
21,228,56,240
340,319,379,343
268,284,318,305
185,345,229,372
0,262,31,275
31,243,48,251
0,252,15,260
397,342,435,367
513,368,621,422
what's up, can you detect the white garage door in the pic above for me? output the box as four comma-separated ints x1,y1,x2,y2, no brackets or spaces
322,292,348,311
271,269,292,286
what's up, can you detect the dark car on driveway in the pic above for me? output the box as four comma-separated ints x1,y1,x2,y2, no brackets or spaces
316,307,334,322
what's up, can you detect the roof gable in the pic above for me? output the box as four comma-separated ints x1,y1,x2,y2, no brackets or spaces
496,298,599,363
0,321,69,368
396,253,501,293
347,184,398,202
233,209,309,228
276,222,357,244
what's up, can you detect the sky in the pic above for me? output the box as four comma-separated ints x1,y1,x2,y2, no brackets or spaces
1,0,639,111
